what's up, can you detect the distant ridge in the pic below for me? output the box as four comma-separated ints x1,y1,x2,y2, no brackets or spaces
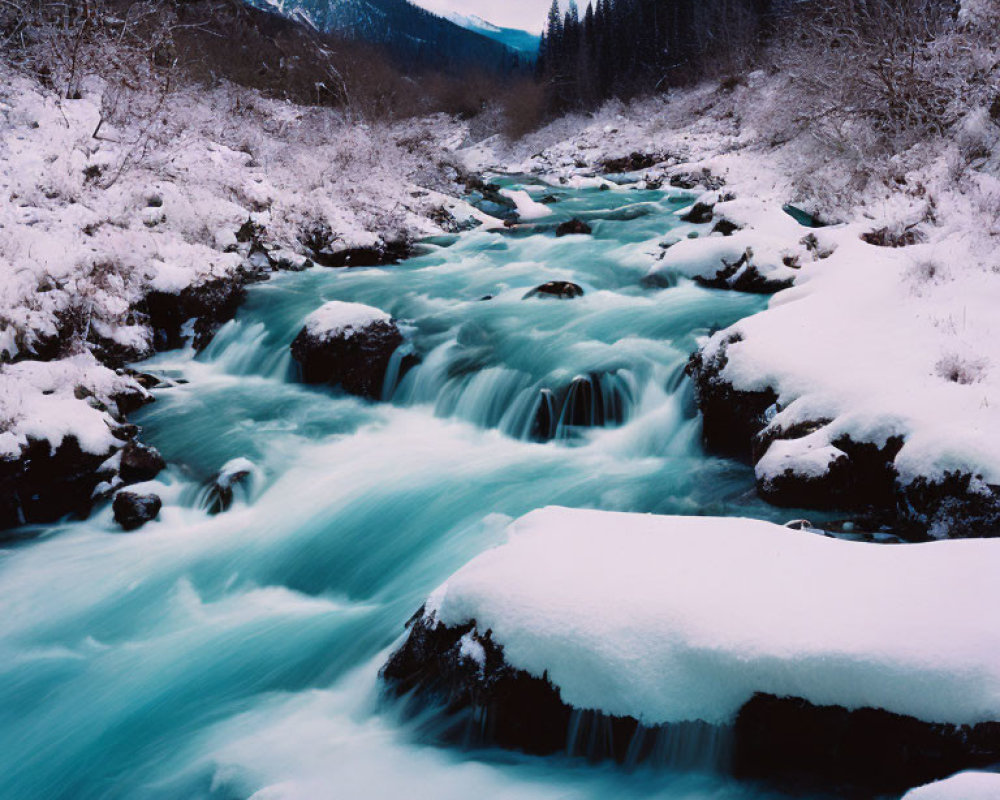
442,12,540,59
243,0,530,73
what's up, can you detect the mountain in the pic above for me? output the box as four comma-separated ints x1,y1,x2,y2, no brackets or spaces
243,0,527,73
442,12,540,59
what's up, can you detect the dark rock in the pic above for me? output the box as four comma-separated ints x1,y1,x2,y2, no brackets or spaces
898,472,1000,539
523,282,584,300
120,369,164,391
733,693,1000,794
861,226,925,248
119,441,166,485
601,152,663,173
310,241,413,269
291,314,403,400
670,170,726,191
0,436,113,531
110,423,140,442
555,219,593,237
383,615,1000,793
757,433,905,513
681,202,715,224
528,374,632,441
145,276,250,352
113,491,162,531
382,612,574,756
687,334,778,459
530,389,558,441
236,217,264,244
640,272,678,290
693,249,794,294
111,384,153,417
711,218,741,236
202,462,254,515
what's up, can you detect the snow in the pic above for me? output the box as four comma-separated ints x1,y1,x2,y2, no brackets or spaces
0,354,135,458
458,631,487,668
903,772,1000,799
425,507,1000,727
303,302,392,340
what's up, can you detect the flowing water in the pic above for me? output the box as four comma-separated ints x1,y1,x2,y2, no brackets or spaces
0,180,834,799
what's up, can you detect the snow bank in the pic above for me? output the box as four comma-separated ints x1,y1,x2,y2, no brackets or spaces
0,66,476,366
303,302,393,340
425,507,1000,727
904,772,1000,799
0,354,136,458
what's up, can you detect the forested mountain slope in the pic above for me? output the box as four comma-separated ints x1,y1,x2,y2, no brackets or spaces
245,0,528,73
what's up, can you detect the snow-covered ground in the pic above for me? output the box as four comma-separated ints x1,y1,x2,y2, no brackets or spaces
0,63,485,483
904,771,1000,799
421,506,1000,728
461,65,1000,535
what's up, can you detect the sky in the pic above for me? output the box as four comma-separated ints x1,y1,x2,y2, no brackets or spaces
413,0,551,33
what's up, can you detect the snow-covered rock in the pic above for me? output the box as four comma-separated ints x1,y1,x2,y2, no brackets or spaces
384,507,1000,789
291,302,403,399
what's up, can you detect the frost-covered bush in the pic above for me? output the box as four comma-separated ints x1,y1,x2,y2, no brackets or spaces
771,0,999,167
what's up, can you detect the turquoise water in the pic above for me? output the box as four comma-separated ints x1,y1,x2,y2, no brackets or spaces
0,181,829,799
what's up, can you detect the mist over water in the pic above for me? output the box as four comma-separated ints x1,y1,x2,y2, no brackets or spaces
0,180,826,799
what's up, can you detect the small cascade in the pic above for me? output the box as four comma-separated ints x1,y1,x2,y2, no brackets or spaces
564,710,734,773
200,319,291,379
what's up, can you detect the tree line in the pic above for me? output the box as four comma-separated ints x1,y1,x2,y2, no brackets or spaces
537,0,775,109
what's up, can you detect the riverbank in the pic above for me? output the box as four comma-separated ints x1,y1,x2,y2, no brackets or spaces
468,71,1000,539
0,64,491,530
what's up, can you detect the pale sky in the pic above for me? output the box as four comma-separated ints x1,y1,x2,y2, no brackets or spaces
413,0,551,33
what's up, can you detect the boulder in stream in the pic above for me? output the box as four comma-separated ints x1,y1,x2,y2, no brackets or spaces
113,491,162,531
291,301,403,400
119,441,166,485
523,282,584,300
555,219,593,237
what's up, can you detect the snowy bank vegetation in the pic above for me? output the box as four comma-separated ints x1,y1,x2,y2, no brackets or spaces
0,5,495,529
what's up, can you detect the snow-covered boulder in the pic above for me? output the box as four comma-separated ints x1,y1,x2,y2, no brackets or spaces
291,302,403,400
0,356,150,530
383,508,1000,791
